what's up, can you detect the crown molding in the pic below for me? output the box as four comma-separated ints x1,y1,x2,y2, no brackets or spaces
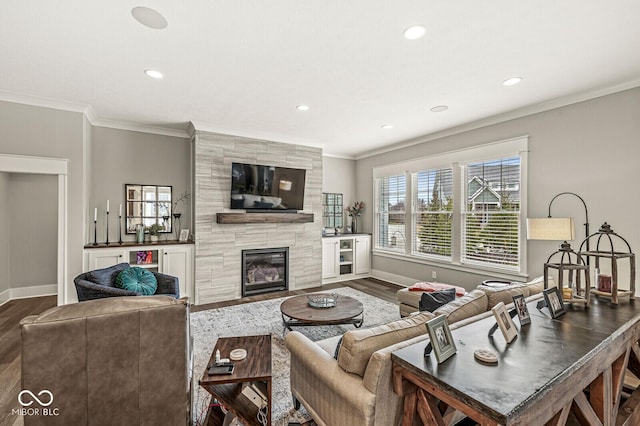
0,90,189,139
322,152,356,160
356,77,640,160
90,117,190,139
0,90,89,114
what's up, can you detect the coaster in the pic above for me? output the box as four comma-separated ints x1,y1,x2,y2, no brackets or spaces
230,348,247,361
474,349,498,364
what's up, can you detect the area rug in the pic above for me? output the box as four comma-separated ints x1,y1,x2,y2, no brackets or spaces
190,287,399,425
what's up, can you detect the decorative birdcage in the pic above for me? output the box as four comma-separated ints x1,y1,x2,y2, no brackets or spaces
578,222,636,304
543,241,590,307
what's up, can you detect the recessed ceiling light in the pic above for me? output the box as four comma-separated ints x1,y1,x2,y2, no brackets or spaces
381,124,393,129
430,105,449,113
144,69,163,79
403,25,426,40
503,77,523,86
296,105,309,111
131,7,168,29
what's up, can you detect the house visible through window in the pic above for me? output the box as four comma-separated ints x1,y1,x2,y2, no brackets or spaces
462,157,521,269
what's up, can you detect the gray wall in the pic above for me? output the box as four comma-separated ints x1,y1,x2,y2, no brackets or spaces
356,87,640,290
91,127,191,242
0,173,8,296
322,156,357,230
0,100,86,301
193,131,323,305
8,173,58,287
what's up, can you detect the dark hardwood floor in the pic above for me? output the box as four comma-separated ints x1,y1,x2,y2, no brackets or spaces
0,278,401,424
0,296,57,426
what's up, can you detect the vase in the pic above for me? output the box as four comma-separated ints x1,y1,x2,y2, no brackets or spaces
352,217,357,234
173,213,182,240
135,224,145,244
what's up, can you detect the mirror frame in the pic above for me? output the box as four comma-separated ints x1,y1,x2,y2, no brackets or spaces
322,192,343,229
125,184,173,234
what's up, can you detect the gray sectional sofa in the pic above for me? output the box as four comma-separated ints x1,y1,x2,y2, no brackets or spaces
285,276,549,426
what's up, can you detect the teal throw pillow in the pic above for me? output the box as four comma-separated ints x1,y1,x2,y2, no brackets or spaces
115,267,158,295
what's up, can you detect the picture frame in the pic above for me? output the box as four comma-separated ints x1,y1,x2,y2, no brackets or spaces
543,287,566,318
512,293,531,325
492,302,518,343
179,229,189,242
426,315,457,363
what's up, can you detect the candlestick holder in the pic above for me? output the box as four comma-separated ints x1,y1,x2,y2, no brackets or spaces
118,214,123,244
93,219,98,245
105,211,110,245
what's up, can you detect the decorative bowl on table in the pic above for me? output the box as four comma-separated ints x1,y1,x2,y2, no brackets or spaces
307,293,338,309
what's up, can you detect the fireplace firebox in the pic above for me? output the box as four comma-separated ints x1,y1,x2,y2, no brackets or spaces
241,247,289,297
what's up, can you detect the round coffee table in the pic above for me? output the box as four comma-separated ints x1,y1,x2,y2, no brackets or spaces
280,294,364,331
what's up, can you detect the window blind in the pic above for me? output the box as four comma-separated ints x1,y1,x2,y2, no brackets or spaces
413,168,453,259
462,157,521,269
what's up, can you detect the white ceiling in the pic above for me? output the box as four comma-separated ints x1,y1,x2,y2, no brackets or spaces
2,1,640,158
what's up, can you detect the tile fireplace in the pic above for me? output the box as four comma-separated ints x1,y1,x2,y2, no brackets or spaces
241,247,289,297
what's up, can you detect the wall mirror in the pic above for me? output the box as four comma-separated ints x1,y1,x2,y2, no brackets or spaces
125,184,172,233
322,192,343,229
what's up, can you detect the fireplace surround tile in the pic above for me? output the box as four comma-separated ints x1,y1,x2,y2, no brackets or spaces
193,131,322,305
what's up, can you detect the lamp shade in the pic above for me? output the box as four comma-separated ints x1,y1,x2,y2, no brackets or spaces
526,217,575,240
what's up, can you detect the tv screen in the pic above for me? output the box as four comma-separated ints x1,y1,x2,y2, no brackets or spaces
230,163,306,211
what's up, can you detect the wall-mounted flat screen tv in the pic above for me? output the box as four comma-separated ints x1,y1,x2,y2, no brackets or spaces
230,162,306,211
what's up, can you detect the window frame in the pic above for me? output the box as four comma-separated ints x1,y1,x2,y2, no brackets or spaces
372,136,529,279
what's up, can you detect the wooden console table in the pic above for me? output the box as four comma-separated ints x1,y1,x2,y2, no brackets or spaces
392,298,640,426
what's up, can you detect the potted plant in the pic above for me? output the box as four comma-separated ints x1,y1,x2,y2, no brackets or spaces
345,201,365,233
172,191,190,238
146,223,164,242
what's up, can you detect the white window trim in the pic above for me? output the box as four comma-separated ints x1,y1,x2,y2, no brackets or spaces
372,136,529,277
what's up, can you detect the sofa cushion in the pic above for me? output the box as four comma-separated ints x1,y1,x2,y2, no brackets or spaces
87,262,130,286
524,275,547,295
115,267,158,295
477,284,531,309
433,289,488,324
337,312,433,377
419,288,456,312
476,276,549,309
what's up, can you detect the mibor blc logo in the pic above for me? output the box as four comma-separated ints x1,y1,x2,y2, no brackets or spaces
12,389,60,417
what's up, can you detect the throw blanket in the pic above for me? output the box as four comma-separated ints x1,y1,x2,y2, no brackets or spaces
408,281,466,296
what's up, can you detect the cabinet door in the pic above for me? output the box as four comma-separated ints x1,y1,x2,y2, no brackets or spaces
354,236,371,275
322,239,340,279
162,246,193,299
86,249,126,270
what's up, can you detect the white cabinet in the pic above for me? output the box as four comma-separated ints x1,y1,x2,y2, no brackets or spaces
322,239,340,279
83,243,194,300
162,246,193,299
354,236,371,275
87,248,126,270
322,235,371,284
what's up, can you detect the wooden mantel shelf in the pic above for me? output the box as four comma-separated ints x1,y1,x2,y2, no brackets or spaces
216,212,314,224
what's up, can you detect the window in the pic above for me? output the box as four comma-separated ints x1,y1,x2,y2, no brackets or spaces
462,157,521,270
413,168,453,259
375,175,406,250
372,136,528,276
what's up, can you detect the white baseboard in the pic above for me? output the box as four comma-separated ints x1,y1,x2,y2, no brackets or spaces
9,284,57,300
370,269,417,287
0,289,10,307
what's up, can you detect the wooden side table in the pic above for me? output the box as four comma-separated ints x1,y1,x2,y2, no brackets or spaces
200,335,272,426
